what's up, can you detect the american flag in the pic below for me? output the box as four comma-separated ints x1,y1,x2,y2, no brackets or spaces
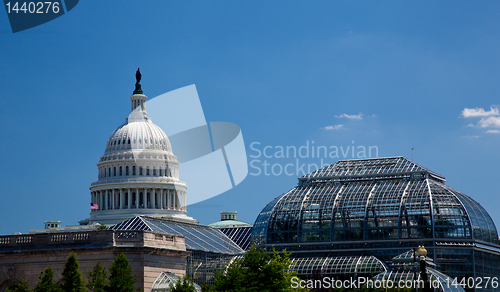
90,203,99,210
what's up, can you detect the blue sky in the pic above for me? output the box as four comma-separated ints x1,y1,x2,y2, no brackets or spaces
1,1,500,234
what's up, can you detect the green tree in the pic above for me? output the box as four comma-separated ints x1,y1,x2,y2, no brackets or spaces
5,277,31,292
213,246,305,292
170,275,196,292
86,262,107,292
61,252,86,292
105,253,136,292
33,266,60,292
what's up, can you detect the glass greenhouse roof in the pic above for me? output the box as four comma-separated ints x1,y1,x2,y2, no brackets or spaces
373,268,465,292
253,157,499,246
218,226,252,250
151,271,202,292
291,255,388,277
110,216,244,254
300,157,445,183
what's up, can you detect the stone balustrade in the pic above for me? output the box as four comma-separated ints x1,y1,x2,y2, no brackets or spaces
0,230,185,251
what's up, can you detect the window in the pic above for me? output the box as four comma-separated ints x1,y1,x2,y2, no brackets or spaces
147,167,150,175
114,167,116,176
153,168,156,176
108,168,111,177
126,166,129,175
133,166,136,175
119,166,122,176
140,167,143,175
159,168,162,176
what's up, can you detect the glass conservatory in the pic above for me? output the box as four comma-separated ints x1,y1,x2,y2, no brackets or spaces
252,157,500,292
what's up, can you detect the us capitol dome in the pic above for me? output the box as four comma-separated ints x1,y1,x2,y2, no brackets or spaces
86,69,196,225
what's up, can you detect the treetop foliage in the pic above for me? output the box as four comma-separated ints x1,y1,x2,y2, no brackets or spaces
61,252,86,292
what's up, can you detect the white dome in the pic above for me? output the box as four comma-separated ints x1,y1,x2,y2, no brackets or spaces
104,119,174,155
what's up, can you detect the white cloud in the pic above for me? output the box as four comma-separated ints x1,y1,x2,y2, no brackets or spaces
486,129,500,134
478,116,500,128
461,135,480,139
321,124,345,130
334,113,364,119
461,105,499,118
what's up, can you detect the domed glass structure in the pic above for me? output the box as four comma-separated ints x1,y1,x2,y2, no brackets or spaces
252,157,500,291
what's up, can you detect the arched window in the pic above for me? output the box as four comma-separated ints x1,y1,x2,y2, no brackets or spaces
133,166,136,175
139,167,143,175
153,168,156,176
126,166,129,175
159,168,162,176
119,166,122,176
147,167,150,175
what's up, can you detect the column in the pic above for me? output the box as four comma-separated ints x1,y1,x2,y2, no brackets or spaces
152,188,156,209
182,191,186,211
164,189,168,209
159,189,163,209
120,189,124,209
168,189,171,210
109,189,115,210
173,190,176,209
104,190,108,210
171,190,175,209
128,188,131,209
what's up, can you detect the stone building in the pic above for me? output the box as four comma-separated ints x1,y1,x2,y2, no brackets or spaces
0,230,187,291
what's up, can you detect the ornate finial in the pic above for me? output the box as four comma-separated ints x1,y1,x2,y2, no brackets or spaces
133,68,143,94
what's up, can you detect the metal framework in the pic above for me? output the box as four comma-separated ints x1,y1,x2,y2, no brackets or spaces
290,255,388,279
218,226,253,250
151,271,202,292
252,157,500,292
111,216,244,284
